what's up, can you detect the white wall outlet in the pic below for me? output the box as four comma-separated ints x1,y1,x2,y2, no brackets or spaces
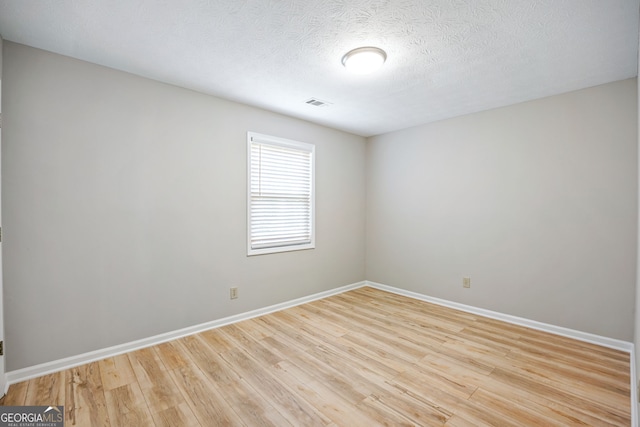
463,277,471,288
230,287,238,299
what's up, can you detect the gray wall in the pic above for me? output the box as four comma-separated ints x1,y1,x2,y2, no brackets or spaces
2,42,366,371
366,79,638,341
2,40,638,372
0,35,5,383
635,20,640,404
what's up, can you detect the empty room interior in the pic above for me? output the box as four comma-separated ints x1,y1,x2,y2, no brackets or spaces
0,0,639,426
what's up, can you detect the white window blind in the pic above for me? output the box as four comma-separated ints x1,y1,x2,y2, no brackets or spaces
248,132,315,255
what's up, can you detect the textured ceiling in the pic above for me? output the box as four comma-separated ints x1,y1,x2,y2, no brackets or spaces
0,0,638,137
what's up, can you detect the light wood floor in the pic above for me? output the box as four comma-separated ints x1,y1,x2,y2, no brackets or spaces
2,287,631,426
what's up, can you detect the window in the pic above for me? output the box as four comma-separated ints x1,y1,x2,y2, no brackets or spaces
248,132,315,255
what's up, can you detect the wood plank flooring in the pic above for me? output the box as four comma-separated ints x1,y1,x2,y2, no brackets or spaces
2,287,631,426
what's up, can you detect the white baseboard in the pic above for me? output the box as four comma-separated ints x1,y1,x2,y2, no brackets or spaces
364,280,637,427
5,281,366,389
365,281,633,351
6,278,637,426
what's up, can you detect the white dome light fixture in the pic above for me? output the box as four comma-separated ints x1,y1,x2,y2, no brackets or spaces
341,47,387,75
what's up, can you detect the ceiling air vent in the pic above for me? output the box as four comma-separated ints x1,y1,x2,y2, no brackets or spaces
305,98,332,107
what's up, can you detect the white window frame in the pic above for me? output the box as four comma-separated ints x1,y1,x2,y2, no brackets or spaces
247,132,315,256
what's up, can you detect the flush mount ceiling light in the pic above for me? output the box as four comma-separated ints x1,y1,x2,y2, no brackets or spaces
341,47,387,75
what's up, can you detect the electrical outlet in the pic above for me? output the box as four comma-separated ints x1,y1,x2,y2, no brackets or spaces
230,287,238,299
463,277,471,288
